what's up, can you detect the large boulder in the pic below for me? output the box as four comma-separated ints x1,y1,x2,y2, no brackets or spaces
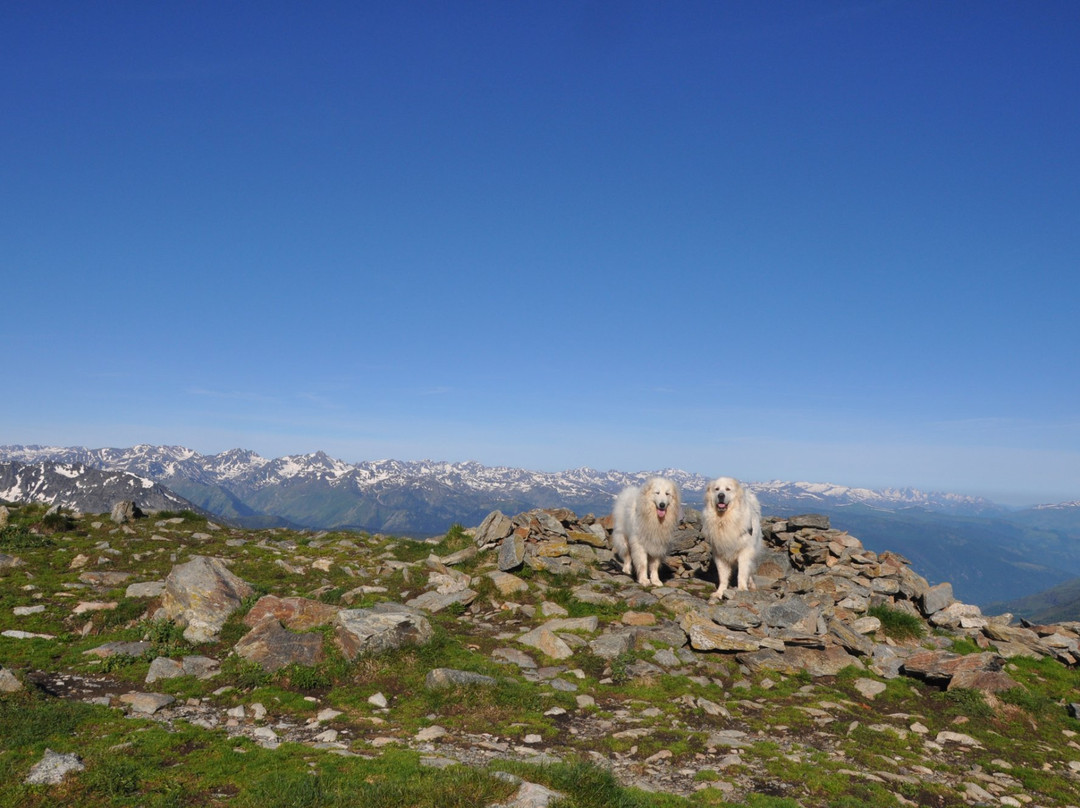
158,556,254,643
111,500,137,525
234,618,325,672
333,604,433,660
242,595,339,631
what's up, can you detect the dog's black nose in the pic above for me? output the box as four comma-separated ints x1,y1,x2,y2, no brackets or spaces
657,501,667,510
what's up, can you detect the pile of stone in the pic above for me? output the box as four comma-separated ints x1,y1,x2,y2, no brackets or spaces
472,507,1080,688
66,507,1079,701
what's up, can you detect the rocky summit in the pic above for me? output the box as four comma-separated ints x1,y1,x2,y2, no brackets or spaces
1,500,1079,807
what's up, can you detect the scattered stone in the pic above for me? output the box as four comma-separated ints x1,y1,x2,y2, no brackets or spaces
406,588,478,613
334,604,434,660
25,749,85,785
2,629,55,640
111,500,137,524
234,617,325,672
487,570,530,596
125,581,166,598
517,628,573,660
425,668,497,689
0,667,22,692
416,725,448,741
146,655,219,683
854,678,888,700
79,570,132,587
243,595,339,631
13,605,46,616
84,641,152,658
491,780,566,808
474,510,514,548
158,556,254,643
119,692,176,714
936,730,983,747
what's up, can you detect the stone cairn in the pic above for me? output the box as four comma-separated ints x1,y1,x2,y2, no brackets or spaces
474,506,1080,688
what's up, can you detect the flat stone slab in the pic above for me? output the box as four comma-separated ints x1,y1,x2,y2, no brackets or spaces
84,641,153,659
25,749,84,785
334,604,434,660
125,581,167,598
425,668,497,689
119,692,176,714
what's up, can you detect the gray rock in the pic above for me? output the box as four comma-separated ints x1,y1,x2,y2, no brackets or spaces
0,553,23,570
0,667,22,692
406,588,478,613
119,692,176,714
705,603,762,631
425,668,497,689
492,780,566,808
787,514,831,530
334,605,434,660
25,749,84,785
234,617,325,672
498,533,526,571
146,657,184,683
125,580,166,598
681,612,761,652
589,631,635,660
492,648,538,669
634,620,690,650
827,616,875,657
159,556,254,643
919,582,954,615
84,640,152,659
147,655,220,682
739,644,860,677
761,596,815,630
111,500,137,524
474,510,514,548
854,678,887,699
78,570,132,587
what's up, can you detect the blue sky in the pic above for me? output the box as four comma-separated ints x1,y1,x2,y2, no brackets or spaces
3,2,1078,505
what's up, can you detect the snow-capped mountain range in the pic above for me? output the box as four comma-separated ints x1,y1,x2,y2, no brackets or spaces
4,444,1079,611
0,459,197,516
1,444,1009,534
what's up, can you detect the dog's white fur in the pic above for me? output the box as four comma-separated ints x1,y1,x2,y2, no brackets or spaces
702,476,762,600
611,477,681,587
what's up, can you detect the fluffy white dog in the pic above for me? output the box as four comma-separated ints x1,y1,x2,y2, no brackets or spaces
702,476,762,601
611,477,681,587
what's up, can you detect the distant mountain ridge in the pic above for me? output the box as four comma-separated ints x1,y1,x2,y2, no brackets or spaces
0,459,198,516
0,443,1010,523
3,444,1079,613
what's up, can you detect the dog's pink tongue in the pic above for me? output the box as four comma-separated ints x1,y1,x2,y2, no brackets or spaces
656,506,667,520
716,502,728,512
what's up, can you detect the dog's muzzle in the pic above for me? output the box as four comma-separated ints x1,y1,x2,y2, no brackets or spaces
714,495,728,512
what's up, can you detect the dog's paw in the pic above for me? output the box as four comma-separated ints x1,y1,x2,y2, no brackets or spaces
709,590,727,602
649,577,663,587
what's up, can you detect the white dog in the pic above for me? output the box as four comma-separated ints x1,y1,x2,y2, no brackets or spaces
702,476,762,600
610,477,681,587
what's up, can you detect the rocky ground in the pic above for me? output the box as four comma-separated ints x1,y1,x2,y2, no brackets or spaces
2,501,1080,806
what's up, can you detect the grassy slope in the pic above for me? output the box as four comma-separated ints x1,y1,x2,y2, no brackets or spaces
1,502,1079,807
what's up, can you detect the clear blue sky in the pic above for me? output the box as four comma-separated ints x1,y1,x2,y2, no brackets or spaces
3,2,1078,506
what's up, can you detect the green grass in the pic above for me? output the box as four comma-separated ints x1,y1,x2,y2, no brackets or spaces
5,502,1080,808
867,604,925,640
